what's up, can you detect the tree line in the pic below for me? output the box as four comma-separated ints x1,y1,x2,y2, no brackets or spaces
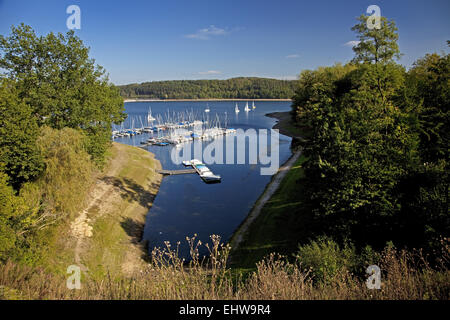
118,77,297,99
291,15,449,256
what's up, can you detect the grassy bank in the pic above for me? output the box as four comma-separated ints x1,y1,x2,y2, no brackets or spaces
228,111,311,271
229,154,312,271
76,142,162,278
35,142,162,279
266,111,304,138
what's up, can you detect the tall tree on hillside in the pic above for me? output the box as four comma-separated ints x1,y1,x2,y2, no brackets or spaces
0,24,126,165
294,15,421,247
0,78,43,189
351,15,403,105
351,15,401,65
408,52,449,163
396,50,449,249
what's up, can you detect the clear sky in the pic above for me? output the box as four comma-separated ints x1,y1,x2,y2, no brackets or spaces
0,0,448,85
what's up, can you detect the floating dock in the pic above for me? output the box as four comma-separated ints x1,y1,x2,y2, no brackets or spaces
184,160,221,183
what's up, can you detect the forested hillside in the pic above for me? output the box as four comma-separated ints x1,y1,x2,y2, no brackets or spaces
118,77,297,99
0,24,125,264
291,15,449,254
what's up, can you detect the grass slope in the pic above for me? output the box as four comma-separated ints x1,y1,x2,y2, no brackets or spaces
40,142,161,278
230,155,314,270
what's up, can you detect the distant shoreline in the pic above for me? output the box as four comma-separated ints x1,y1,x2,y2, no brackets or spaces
124,98,292,103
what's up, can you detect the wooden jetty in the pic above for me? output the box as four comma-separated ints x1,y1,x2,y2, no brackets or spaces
157,169,196,175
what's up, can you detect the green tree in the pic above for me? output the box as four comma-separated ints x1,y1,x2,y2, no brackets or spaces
0,24,126,165
407,52,449,163
351,14,401,65
0,170,18,260
0,78,43,189
394,50,449,249
292,15,420,247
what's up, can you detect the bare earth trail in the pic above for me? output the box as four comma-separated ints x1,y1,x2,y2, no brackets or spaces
70,143,161,276
71,149,126,270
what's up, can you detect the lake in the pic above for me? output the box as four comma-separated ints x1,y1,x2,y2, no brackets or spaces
115,100,293,258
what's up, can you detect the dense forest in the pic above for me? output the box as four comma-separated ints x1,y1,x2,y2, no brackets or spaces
118,77,297,99
291,15,449,257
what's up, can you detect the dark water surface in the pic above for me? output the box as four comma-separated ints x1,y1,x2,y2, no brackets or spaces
115,100,293,258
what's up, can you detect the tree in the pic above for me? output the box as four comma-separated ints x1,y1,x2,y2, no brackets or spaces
0,170,18,260
407,52,449,163
351,15,401,65
0,78,43,189
292,16,421,248
396,50,450,249
0,24,126,165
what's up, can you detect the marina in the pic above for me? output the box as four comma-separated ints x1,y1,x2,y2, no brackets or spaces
113,100,293,259
113,107,237,147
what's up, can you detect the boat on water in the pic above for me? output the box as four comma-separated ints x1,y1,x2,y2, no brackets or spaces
235,103,240,113
182,159,221,183
154,141,169,146
182,159,203,166
147,106,156,122
195,164,221,183
204,104,210,113
244,101,251,112
252,101,256,109
199,170,221,183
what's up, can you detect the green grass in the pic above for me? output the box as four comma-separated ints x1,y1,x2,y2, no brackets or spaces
26,142,161,279
230,155,314,271
80,142,161,278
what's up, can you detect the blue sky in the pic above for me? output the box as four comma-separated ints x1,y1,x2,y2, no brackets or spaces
0,0,449,85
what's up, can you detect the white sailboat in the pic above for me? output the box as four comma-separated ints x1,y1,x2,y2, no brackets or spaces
147,106,156,122
252,101,256,109
205,103,210,113
244,101,250,112
235,103,240,113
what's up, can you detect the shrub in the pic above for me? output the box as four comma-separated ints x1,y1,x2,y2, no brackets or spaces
295,237,357,284
33,127,94,224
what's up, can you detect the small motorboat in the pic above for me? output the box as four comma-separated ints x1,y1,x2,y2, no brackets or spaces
199,171,221,183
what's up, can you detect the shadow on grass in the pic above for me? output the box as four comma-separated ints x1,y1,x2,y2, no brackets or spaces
120,217,144,244
102,176,158,262
120,217,152,262
101,176,159,208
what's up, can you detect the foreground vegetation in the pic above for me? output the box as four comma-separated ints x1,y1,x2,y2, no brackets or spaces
0,235,448,300
118,77,297,100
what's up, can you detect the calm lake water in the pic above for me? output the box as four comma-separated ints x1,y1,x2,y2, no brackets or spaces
115,100,293,258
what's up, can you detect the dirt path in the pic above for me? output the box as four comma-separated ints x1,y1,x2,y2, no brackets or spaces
70,147,127,270
230,149,302,250
69,143,161,276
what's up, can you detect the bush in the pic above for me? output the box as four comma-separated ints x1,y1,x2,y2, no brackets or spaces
32,127,94,224
295,237,357,284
